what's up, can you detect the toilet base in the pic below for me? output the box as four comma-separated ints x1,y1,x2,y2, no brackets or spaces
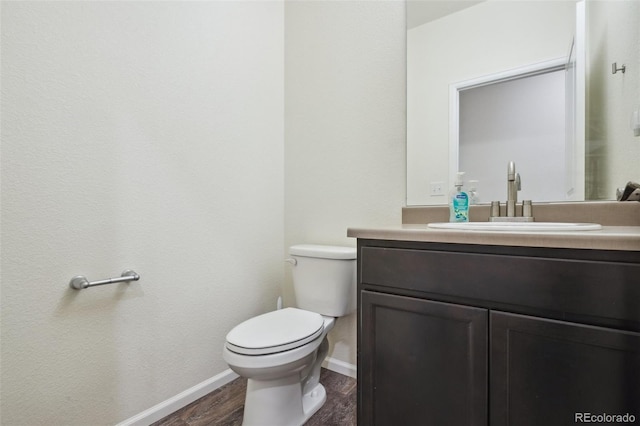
241,377,326,426
302,382,327,421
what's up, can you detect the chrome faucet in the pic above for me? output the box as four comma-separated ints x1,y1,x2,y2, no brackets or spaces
489,161,534,222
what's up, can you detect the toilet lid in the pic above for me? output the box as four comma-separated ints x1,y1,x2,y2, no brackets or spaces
225,308,324,356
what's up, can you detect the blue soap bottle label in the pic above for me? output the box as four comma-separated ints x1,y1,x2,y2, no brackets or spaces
451,192,469,222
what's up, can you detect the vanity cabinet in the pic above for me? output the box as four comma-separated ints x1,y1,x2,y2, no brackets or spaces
357,239,640,426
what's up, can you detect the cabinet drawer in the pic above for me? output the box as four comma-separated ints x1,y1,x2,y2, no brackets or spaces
360,246,640,328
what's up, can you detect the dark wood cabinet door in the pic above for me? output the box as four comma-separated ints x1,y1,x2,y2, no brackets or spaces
360,290,488,426
491,311,640,426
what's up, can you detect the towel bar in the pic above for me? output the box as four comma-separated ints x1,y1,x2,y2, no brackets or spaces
69,270,140,290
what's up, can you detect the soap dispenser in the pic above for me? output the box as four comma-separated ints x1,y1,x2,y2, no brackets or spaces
449,172,470,223
468,180,480,205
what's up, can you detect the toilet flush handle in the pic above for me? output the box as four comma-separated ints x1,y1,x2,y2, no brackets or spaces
284,258,297,266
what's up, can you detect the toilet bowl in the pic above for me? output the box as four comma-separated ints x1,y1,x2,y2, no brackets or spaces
222,244,356,426
223,309,335,425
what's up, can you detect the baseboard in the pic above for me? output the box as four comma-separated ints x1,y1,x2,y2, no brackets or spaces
116,369,239,426
118,358,355,425
322,356,357,379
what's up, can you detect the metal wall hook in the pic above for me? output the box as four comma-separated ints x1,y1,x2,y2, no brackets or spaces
69,270,140,290
612,62,626,74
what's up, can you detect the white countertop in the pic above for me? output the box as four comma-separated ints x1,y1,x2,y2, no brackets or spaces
347,224,640,251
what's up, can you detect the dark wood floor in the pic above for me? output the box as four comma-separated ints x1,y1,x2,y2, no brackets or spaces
152,368,356,426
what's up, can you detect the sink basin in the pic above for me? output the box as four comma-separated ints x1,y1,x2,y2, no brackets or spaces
427,222,602,232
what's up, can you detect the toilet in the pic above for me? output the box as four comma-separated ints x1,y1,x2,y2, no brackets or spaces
222,244,357,426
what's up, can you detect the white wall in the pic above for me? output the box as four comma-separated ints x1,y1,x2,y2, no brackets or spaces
407,0,576,205
2,0,407,423
284,1,406,367
1,2,284,424
586,0,640,199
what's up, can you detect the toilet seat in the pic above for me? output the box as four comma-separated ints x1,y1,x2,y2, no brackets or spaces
225,308,324,356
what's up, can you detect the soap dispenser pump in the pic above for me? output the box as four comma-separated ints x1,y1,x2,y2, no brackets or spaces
449,172,470,223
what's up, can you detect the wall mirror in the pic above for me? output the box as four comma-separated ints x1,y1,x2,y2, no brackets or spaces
406,0,640,206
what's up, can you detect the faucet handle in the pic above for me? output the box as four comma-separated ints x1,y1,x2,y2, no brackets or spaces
515,173,521,191
490,201,501,218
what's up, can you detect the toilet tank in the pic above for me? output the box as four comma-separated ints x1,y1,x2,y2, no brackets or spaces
289,244,357,317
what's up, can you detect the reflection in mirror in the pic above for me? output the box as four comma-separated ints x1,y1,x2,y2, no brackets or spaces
459,68,568,203
406,0,640,206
